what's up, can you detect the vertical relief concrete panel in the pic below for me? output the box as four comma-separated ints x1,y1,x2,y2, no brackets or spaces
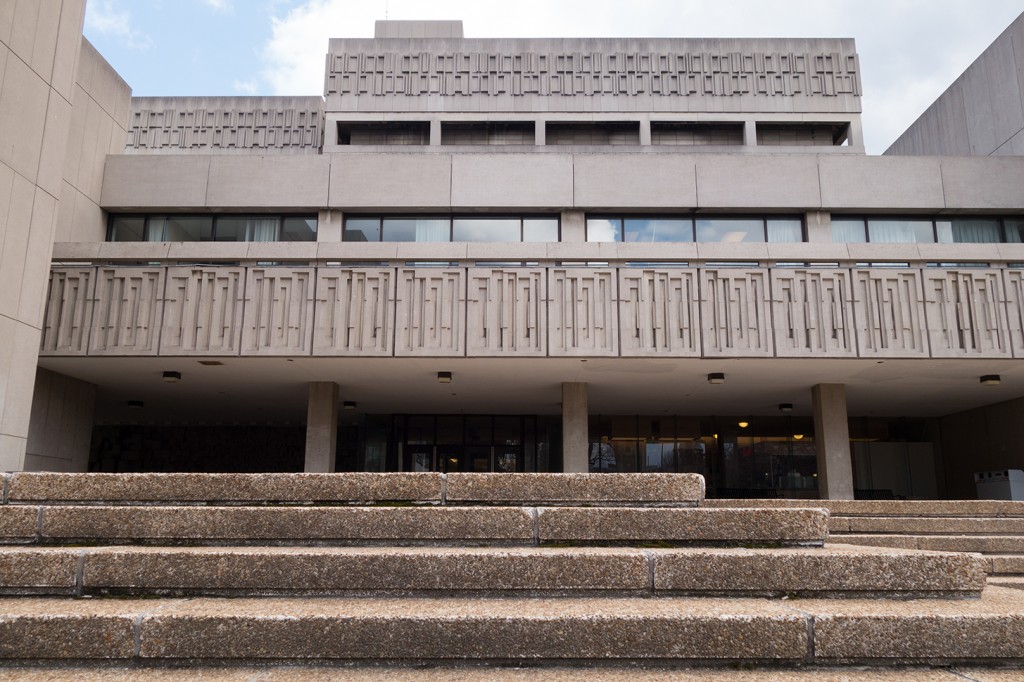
161,267,245,356
922,269,1011,358
467,268,546,357
242,268,315,356
395,268,465,357
548,268,618,357
1000,270,1024,358
618,268,700,357
313,268,395,356
700,269,773,357
88,268,164,355
851,269,929,358
40,268,94,356
770,268,856,357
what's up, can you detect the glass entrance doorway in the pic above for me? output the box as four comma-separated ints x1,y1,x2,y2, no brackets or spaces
397,415,554,473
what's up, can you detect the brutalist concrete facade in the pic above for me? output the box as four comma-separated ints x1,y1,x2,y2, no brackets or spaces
8,10,1024,499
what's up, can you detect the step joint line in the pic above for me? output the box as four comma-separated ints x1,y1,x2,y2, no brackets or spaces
74,549,87,597
642,548,656,593
530,507,540,546
440,473,447,506
1,473,9,504
782,603,816,664
132,612,144,658
35,506,44,543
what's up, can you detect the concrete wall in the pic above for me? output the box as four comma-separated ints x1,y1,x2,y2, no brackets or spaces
53,38,130,243
887,13,1024,157
0,0,86,470
25,367,95,472
99,151,1024,213
939,397,1024,499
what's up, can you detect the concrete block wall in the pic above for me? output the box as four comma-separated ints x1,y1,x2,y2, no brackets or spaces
887,12,1024,157
53,38,130,242
0,0,87,471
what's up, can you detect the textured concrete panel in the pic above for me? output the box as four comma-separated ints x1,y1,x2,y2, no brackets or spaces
771,268,856,357
451,154,572,208
88,267,164,356
395,268,465,357
241,267,314,356
206,155,329,209
329,153,451,209
700,268,773,357
819,156,944,210
1003,269,1024,358
696,155,821,208
313,268,395,356
548,268,618,356
922,269,1011,358
851,268,929,358
39,268,94,356
573,154,697,208
467,268,546,356
618,268,701,356
160,267,245,356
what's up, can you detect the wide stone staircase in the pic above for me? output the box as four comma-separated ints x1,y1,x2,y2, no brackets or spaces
0,471,1022,677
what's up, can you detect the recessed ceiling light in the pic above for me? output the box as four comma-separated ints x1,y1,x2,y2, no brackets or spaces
437,371,453,383
198,360,223,366
779,403,793,413
162,371,181,383
980,374,1001,386
343,401,357,410
707,372,725,384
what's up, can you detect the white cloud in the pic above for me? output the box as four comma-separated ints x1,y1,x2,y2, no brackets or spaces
233,78,260,94
84,0,152,49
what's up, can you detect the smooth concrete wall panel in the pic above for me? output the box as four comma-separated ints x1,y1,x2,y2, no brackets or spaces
25,368,95,472
207,156,330,209
695,154,821,209
962,34,1024,157
329,153,451,209
0,50,50,184
101,155,210,210
940,156,1024,210
572,154,697,209
451,154,573,209
818,156,944,210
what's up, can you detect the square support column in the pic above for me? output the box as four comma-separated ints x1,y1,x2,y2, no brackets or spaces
304,382,339,473
562,382,589,473
812,383,855,500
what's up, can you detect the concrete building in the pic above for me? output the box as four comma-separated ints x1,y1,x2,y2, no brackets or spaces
5,5,1024,500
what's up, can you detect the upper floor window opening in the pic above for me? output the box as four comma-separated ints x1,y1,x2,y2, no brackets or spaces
108,214,317,242
343,216,560,243
586,215,804,243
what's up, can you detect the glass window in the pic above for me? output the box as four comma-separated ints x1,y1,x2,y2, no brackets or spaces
696,218,764,243
523,218,558,242
453,218,520,242
586,218,621,242
344,218,380,242
867,219,934,243
935,218,1001,244
155,216,214,242
623,218,693,243
109,216,145,241
382,218,450,242
1006,219,1024,243
281,217,317,242
766,219,803,243
215,217,280,242
831,219,867,243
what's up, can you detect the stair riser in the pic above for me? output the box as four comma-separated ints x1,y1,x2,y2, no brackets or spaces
0,507,828,546
838,535,1024,554
0,548,986,597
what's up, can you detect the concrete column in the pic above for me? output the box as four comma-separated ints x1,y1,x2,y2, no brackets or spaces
560,210,586,242
639,119,652,146
812,383,855,500
318,209,343,242
562,382,589,473
535,119,546,146
304,382,339,473
429,119,442,146
743,120,758,146
805,210,832,243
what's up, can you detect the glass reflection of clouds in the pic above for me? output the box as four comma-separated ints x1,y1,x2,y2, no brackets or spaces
453,218,520,242
696,219,763,243
587,218,622,242
623,219,693,242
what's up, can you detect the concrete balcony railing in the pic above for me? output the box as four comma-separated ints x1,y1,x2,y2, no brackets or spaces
41,243,1024,360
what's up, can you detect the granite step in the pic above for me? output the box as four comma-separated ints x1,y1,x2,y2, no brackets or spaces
2,472,703,507
989,554,1024,575
0,589,1022,664
0,505,828,546
830,516,1024,535
0,544,986,598
835,534,1024,554
702,499,1024,517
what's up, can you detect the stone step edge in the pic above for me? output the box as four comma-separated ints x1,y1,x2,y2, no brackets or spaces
1,472,704,507
702,499,1024,517
0,506,829,546
1,590,1023,663
0,545,986,598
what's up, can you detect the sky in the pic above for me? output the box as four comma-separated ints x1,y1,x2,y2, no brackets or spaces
83,0,1024,154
